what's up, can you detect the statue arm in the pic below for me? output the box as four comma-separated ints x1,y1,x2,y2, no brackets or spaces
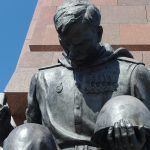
106,64,150,150
130,64,150,150
26,72,42,124
130,64,150,110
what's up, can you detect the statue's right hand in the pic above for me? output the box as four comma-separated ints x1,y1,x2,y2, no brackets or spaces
107,119,146,150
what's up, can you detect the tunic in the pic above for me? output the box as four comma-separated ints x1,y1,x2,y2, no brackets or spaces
26,44,150,149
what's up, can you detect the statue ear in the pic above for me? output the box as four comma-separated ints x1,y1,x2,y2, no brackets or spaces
97,26,103,42
58,36,69,55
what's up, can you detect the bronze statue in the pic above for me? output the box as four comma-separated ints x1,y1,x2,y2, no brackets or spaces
26,0,150,149
3,123,57,150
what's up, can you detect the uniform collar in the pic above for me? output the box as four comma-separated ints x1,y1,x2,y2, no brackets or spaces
58,43,133,70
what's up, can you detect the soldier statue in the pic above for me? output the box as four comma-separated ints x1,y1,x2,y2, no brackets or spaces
26,0,150,149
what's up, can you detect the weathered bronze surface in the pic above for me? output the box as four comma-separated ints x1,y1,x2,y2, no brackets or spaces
3,123,57,150
25,0,150,149
92,95,150,150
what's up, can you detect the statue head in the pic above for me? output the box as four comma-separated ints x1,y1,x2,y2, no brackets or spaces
92,95,150,148
3,123,57,150
54,0,103,65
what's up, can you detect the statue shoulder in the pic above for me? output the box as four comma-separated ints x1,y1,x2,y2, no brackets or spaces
38,63,62,71
30,63,64,86
117,57,144,65
30,63,63,82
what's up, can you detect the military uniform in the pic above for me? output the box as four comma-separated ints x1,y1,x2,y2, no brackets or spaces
26,44,150,150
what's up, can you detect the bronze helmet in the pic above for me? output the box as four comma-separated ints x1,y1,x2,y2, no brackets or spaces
92,95,150,147
3,123,57,150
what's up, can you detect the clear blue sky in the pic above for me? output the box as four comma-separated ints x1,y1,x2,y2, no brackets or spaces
0,0,37,92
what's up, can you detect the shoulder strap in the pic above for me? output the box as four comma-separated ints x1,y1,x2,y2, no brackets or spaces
117,57,144,65
38,63,62,71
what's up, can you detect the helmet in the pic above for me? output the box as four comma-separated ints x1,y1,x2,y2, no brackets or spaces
92,95,150,146
3,123,57,150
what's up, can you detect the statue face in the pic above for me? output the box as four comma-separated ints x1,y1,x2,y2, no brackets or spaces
59,21,99,65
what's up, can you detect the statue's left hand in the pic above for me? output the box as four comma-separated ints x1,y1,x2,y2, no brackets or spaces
107,119,146,150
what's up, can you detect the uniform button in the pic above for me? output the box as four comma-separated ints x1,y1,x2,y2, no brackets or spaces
56,82,63,93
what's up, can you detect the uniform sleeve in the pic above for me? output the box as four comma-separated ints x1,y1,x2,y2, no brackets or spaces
130,64,150,110
26,72,42,124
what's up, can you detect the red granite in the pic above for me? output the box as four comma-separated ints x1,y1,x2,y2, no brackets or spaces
120,24,150,45
130,51,143,62
51,0,63,6
102,24,120,44
91,0,117,6
143,51,150,67
118,0,148,5
101,6,147,24
146,5,150,22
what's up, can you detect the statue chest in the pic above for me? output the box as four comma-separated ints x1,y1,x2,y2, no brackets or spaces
42,67,124,132
37,63,131,142
36,61,134,143
47,67,120,113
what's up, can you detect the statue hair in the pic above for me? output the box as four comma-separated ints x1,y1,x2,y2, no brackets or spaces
54,0,101,35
